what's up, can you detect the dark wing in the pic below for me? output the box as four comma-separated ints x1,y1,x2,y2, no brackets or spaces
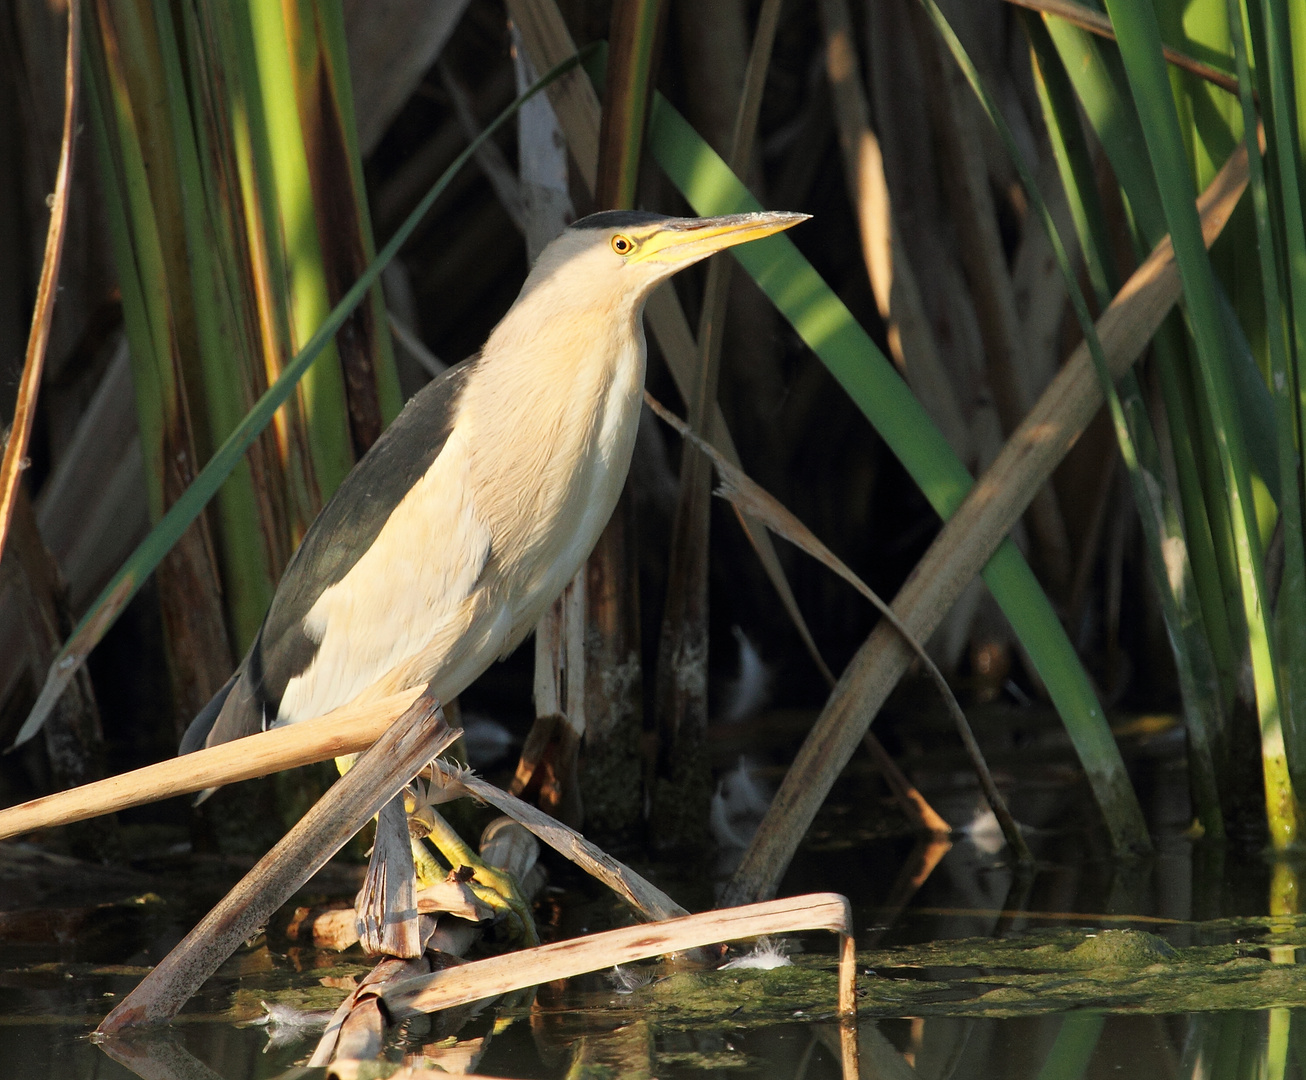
179,355,478,754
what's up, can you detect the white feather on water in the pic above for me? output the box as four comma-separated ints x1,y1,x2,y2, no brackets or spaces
719,937,793,970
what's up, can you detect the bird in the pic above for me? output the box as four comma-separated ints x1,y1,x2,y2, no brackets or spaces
180,209,806,758
178,209,807,939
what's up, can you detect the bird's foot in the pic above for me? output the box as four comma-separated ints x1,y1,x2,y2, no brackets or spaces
459,862,540,947
405,798,539,947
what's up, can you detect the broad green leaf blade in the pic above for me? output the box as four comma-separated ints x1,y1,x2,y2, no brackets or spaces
243,0,353,503
150,0,278,647
1042,14,1246,700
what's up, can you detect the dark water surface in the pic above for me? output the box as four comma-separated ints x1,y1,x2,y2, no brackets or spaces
4,705,1305,1078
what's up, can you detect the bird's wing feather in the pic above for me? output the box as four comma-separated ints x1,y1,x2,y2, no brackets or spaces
184,355,479,751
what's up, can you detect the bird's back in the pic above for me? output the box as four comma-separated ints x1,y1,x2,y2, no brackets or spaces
181,356,478,751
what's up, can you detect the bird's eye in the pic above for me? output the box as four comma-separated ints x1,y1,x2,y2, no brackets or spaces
611,234,633,255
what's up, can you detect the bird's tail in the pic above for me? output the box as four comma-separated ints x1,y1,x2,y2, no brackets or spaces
179,669,240,757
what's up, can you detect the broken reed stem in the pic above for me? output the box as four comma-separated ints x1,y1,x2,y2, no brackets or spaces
0,0,80,564
645,391,1031,862
382,891,859,1079
356,794,421,958
0,687,427,841
310,816,543,1068
96,691,454,1034
429,763,687,923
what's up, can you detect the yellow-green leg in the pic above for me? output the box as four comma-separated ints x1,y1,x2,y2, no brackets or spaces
335,754,539,946
405,794,539,946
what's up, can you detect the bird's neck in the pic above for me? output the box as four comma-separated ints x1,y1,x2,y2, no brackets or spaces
467,280,648,483
456,284,648,610
478,281,646,405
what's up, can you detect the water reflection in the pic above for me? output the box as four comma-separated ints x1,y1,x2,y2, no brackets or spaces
2,971,1305,1078
0,1010,1279,1079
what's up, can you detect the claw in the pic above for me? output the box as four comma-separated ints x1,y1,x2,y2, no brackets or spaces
408,805,539,946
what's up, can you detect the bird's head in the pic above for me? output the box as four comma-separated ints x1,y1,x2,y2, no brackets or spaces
519,209,810,315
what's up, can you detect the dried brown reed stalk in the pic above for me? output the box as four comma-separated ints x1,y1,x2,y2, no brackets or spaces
0,686,428,841
0,686,683,928
310,815,544,1068
355,794,421,957
0,0,79,563
427,762,686,922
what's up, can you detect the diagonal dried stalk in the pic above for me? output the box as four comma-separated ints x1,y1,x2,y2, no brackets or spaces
96,692,455,1034
428,762,686,922
0,0,79,565
645,393,1030,863
720,138,1251,907
0,687,430,841
0,693,682,928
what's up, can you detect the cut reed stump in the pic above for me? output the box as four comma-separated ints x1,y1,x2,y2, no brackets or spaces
309,815,545,1069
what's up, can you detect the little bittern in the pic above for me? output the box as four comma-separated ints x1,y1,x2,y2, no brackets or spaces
179,210,805,937
181,210,806,755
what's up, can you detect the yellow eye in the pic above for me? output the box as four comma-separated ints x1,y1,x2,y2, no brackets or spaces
611,234,633,255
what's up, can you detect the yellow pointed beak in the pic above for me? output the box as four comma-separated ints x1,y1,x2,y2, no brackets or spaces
630,211,810,266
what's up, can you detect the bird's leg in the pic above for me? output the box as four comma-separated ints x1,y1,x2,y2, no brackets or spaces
403,792,539,946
